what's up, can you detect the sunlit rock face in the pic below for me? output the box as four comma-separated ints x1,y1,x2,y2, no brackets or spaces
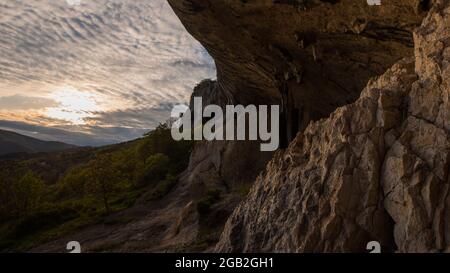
215,1,449,252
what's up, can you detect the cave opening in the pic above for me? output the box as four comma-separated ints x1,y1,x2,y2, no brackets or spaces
419,0,432,12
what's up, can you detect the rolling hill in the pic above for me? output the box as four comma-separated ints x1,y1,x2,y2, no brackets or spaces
0,129,77,156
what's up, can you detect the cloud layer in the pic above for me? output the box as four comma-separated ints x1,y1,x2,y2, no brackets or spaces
0,0,216,145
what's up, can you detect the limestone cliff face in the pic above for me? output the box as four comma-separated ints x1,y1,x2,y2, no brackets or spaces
168,0,449,252
215,3,450,252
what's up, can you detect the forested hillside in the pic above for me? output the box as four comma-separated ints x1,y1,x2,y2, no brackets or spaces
0,124,192,251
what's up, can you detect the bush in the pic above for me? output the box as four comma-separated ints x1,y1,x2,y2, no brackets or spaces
137,124,174,159
136,123,193,173
134,153,170,186
145,174,178,201
57,165,89,199
8,205,79,239
197,189,221,215
0,171,45,220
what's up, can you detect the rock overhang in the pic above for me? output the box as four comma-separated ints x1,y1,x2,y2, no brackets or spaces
168,0,430,115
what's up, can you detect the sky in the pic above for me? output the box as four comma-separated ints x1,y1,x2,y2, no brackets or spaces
0,0,216,146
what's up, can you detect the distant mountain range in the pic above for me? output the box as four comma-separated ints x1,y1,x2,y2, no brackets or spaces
0,129,76,156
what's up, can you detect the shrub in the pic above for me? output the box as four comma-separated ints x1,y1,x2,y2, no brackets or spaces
0,171,45,220
145,174,178,201
196,189,221,215
84,155,126,214
57,165,90,199
8,205,79,239
134,153,170,186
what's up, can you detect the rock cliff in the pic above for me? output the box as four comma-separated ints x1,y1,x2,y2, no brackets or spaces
215,2,450,252
169,0,449,252
169,0,429,138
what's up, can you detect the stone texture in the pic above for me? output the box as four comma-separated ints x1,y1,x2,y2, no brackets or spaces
168,0,428,123
215,2,450,253
183,80,274,194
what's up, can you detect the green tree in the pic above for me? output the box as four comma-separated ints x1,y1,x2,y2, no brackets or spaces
85,155,123,214
57,165,90,199
0,173,12,220
137,124,173,159
10,171,45,218
136,123,193,176
134,153,170,186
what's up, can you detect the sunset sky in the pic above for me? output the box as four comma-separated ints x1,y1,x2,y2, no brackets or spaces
0,0,216,146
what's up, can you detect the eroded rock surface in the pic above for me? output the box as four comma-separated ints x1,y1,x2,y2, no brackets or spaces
215,2,449,252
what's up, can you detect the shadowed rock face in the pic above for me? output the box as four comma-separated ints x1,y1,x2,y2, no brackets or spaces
168,0,429,124
214,1,449,252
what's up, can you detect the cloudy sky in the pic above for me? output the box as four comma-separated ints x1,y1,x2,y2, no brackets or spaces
0,0,216,146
